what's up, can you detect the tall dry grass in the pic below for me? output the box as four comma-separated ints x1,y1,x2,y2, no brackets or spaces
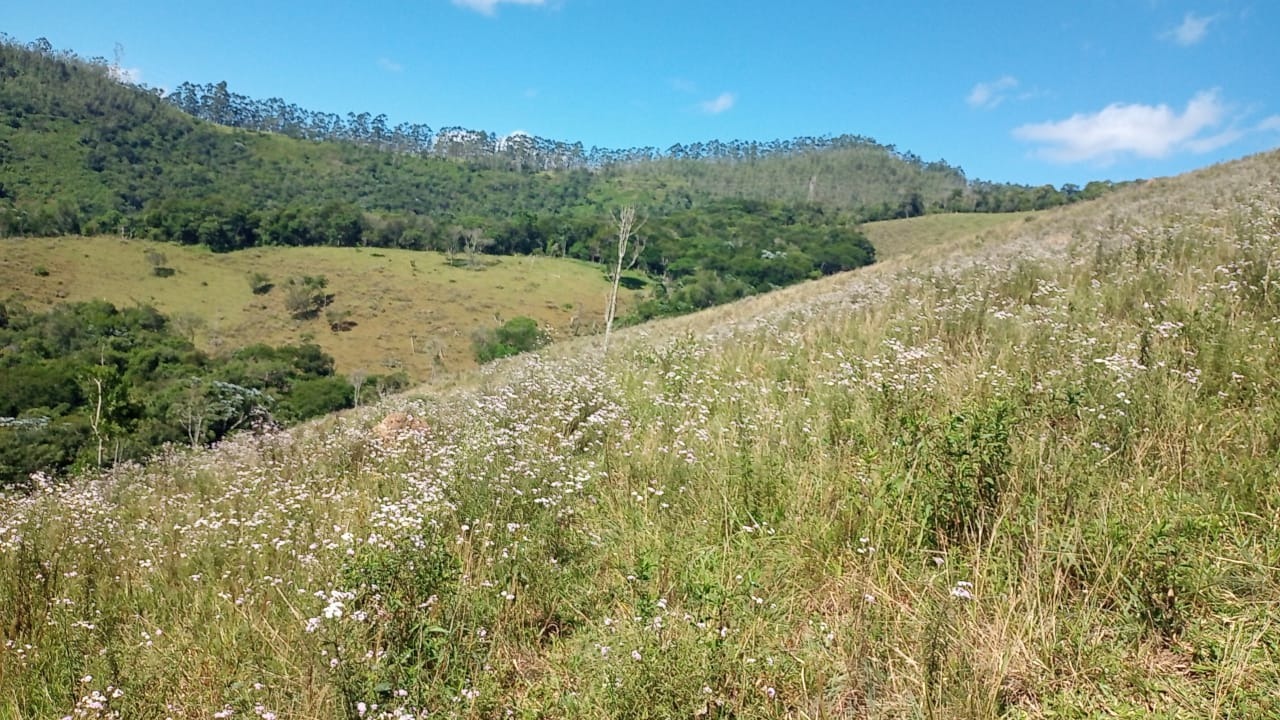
3,150,1279,718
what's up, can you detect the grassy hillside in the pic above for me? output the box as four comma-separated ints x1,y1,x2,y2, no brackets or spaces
0,209,1020,384
3,151,1277,718
613,140,968,213
1,236,637,377
860,212,1036,261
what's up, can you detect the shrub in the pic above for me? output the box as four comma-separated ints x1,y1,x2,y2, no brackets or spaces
283,275,330,319
145,250,175,277
248,271,273,295
472,316,549,363
332,529,463,711
276,376,353,422
906,397,1016,547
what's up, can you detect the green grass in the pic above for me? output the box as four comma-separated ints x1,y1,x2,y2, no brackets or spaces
861,211,1036,261
1,150,1278,718
0,237,638,381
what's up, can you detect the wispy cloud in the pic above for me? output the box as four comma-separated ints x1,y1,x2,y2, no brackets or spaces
452,0,546,16
1259,115,1280,132
670,77,698,94
1014,90,1235,164
699,92,736,115
1165,12,1214,46
966,76,1018,109
377,57,403,73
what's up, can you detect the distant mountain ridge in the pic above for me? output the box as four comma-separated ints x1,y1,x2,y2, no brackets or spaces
0,33,1120,244
163,79,1076,216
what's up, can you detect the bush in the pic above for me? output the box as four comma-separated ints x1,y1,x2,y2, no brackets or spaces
283,275,330,319
277,376,353,422
355,371,409,405
472,316,549,363
901,397,1016,548
145,250,175,277
332,529,463,711
248,271,273,295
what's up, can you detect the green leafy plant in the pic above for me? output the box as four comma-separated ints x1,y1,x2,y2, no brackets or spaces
248,271,273,295
472,316,549,363
911,398,1015,547
283,275,331,319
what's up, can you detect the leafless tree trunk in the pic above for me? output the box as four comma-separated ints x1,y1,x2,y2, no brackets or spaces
603,206,644,355
174,380,210,447
89,375,106,467
350,370,367,408
463,228,492,268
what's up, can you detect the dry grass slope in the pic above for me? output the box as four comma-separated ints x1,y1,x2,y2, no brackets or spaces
0,239,637,379
2,150,1279,719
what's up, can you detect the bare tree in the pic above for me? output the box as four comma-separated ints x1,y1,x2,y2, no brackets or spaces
87,373,108,467
81,348,125,467
603,206,644,355
170,312,205,344
462,228,492,269
172,379,212,447
350,369,367,407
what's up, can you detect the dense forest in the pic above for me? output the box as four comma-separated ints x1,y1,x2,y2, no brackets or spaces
0,300,407,487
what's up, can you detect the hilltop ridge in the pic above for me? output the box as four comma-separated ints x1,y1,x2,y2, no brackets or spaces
1,35,1118,247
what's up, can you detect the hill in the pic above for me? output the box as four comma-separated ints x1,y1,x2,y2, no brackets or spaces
3,34,1143,341
161,79,1119,219
0,236,637,378
0,36,880,324
0,35,1105,247
3,148,1277,717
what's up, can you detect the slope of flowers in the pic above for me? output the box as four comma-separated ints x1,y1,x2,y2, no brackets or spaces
2,151,1279,718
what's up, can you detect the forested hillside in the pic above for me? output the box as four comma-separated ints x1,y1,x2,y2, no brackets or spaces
0,35,1120,248
0,36,879,316
0,37,592,241
165,78,1122,218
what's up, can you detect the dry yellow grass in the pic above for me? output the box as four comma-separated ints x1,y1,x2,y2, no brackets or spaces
0,237,638,379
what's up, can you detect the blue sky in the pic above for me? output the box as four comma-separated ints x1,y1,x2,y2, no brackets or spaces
3,1,1277,186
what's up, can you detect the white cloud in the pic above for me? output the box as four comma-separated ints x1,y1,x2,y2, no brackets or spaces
966,75,1018,109
699,92,736,115
377,57,403,72
452,0,546,15
1014,90,1233,164
1166,12,1213,46
1258,115,1280,132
